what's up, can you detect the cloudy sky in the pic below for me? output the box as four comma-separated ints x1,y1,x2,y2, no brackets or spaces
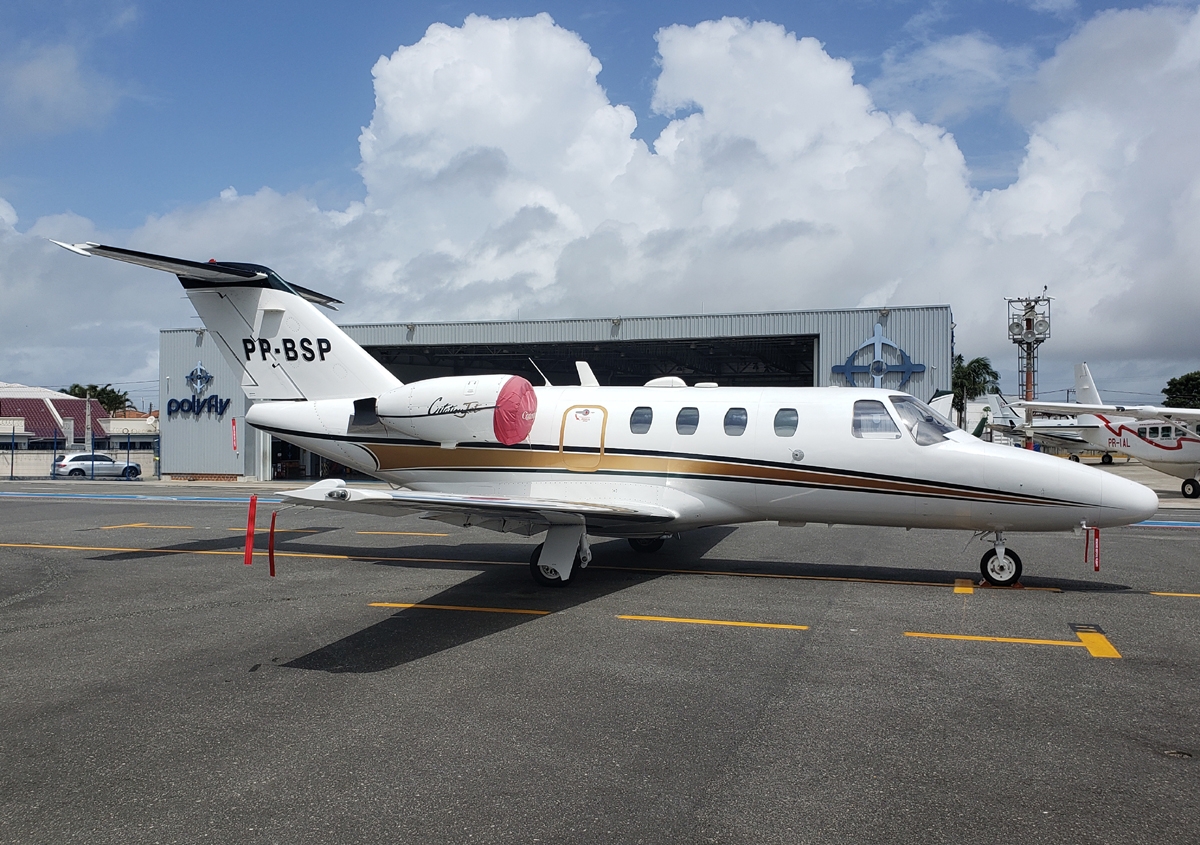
2,1,1198,408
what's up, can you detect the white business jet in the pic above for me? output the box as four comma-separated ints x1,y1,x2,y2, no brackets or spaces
54,242,1159,587
1013,363,1200,499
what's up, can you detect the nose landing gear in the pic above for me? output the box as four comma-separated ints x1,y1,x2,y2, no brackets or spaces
980,533,1023,587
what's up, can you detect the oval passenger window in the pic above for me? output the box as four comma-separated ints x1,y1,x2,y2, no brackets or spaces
724,407,748,436
774,408,798,437
676,407,700,435
629,406,653,434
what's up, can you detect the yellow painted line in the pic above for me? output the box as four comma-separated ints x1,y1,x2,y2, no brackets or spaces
594,564,1059,592
1150,592,1200,598
225,527,320,533
1074,630,1122,658
369,602,548,615
356,531,449,537
954,579,975,594
100,523,194,530
0,542,520,567
906,629,1121,658
618,614,808,631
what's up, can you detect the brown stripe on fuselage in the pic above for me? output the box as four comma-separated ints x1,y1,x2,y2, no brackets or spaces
362,442,1070,509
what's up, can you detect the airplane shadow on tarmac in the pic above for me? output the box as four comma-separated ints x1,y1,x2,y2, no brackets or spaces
87,526,1132,673
284,527,739,674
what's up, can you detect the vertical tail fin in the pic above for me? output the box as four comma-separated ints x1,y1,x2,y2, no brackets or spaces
1075,362,1103,406
53,242,402,401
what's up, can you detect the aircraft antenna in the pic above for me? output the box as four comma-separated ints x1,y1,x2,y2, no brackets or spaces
528,358,552,387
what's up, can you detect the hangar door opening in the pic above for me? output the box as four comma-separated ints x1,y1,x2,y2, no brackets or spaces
368,335,818,388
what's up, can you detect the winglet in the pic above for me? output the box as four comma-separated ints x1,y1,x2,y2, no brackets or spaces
49,239,98,257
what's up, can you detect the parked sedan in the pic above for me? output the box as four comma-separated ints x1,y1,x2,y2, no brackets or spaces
55,453,141,479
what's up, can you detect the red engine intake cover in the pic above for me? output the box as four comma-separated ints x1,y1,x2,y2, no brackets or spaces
493,376,538,445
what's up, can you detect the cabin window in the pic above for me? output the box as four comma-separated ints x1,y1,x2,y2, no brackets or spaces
1149,426,1160,438
774,408,799,437
1162,427,1173,440
724,407,748,436
890,395,954,446
676,407,700,435
852,400,900,439
629,406,653,434
1138,427,1147,438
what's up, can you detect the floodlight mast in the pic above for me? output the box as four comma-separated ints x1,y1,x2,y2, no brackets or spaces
1005,290,1052,401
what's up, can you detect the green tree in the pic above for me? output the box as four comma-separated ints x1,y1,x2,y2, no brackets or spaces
1163,371,1200,408
63,383,133,415
951,355,1000,428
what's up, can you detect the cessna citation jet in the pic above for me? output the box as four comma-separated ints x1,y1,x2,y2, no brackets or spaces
1014,363,1200,499
55,242,1159,587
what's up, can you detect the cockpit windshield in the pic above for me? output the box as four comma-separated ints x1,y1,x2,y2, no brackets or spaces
889,395,957,446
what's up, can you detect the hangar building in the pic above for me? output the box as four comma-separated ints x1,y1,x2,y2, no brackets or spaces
158,305,953,481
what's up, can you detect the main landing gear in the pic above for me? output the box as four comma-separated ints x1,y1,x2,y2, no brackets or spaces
528,523,592,587
1182,478,1200,499
627,537,665,553
980,532,1023,587
1101,452,1114,465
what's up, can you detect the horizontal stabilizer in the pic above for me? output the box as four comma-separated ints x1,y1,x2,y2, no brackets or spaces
50,241,342,308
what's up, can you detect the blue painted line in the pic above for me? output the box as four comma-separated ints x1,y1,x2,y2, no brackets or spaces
1136,519,1200,528
0,491,282,504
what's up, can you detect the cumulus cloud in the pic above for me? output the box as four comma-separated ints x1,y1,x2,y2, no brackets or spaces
2,8,1200,395
0,43,122,136
870,33,1034,123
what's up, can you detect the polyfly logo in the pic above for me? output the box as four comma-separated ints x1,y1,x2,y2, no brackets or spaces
167,361,231,419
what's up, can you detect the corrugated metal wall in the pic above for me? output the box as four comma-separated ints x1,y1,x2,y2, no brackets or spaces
343,305,953,399
159,330,256,476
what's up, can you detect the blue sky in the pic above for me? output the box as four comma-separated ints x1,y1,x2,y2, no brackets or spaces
2,1,1198,407
2,1,1147,227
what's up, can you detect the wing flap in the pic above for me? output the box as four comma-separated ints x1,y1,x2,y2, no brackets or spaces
278,479,677,532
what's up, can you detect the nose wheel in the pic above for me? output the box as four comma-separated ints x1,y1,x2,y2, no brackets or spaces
980,546,1022,587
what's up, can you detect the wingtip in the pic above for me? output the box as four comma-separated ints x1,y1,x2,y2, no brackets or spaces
48,239,96,257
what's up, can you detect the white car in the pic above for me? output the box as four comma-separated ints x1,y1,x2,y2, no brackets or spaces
55,453,141,479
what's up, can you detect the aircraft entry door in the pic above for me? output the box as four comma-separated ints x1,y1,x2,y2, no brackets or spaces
559,405,608,471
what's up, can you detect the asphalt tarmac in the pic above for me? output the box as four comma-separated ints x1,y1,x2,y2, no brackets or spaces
1,478,1197,844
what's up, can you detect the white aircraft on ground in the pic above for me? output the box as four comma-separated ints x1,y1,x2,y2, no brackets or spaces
981,394,1093,458
1013,363,1200,499
54,242,1159,587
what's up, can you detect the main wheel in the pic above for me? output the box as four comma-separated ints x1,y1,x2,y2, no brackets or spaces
529,543,573,587
1069,454,1080,462
1101,453,1114,465
1182,478,1200,499
980,548,1023,587
627,537,665,554
68,468,85,478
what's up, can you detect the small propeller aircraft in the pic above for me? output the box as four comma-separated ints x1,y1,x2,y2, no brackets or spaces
54,242,1159,587
1013,363,1200,499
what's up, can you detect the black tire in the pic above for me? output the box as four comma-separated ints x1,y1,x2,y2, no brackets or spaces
1069,454,1080,462
1182,479,1200,499
123,466,140,479
1101,453,1113,465
68,468,85,478
627,537,665,554
980,548,1022,587
529,543,573,587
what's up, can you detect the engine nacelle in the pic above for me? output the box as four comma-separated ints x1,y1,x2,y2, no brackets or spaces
376,374,537,447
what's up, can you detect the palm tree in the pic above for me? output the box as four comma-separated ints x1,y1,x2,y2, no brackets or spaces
951,355,1000,428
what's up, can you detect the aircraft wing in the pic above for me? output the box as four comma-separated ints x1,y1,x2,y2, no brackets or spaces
278,479,677,535
1012,400,1200,426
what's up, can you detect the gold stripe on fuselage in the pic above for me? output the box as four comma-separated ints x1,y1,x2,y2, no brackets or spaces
361,441,1064,508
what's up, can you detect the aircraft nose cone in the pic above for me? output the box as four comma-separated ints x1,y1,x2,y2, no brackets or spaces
1101,473,1159,526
